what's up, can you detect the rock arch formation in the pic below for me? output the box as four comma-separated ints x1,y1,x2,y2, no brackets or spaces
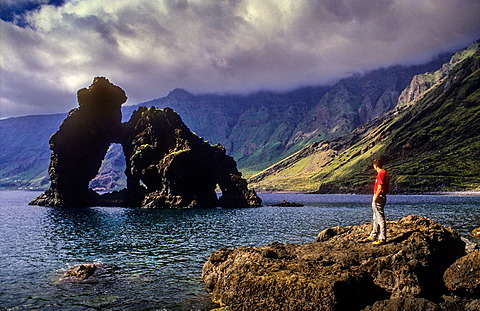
31,77,261,208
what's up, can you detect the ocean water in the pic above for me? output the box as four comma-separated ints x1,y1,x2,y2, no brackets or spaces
1,190,479,310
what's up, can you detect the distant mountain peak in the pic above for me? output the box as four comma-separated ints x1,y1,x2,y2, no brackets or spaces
167,88,193,98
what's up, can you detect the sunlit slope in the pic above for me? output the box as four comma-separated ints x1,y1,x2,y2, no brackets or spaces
250,49,480,193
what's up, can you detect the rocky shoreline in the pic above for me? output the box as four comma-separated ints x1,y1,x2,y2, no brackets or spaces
202,215,479,311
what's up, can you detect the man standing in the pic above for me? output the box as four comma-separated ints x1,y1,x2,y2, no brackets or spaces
366,159,390,245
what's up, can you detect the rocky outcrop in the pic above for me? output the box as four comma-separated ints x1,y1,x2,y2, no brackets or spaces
30,77,127,207
121,106,261,208
30,77,261,208
203,216,478,311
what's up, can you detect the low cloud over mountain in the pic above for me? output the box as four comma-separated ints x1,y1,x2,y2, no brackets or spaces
1,0,479,118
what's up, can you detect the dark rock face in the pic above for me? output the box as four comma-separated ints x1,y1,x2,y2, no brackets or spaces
202,216,476,311
31,77,127,207
30,77,261,208
268,200,304,207
121,106,261,208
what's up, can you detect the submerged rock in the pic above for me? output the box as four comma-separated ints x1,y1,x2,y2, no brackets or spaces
57,263,120,285
268,200,304,207
30,78,261,208
202,215,472,311
60,263,97,282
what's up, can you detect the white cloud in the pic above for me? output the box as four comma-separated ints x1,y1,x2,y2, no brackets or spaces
1,0,480,118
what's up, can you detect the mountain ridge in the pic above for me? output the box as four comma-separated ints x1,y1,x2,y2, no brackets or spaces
250,44,480,193
0,47,466,190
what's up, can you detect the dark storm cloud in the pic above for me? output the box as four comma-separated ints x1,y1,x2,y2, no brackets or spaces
1,0,479,118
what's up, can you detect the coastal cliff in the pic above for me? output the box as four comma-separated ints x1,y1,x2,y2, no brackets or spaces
30,77,261,208
203,216,479,310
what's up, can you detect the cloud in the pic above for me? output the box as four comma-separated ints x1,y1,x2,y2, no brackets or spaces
0,0,48,7
1,0,480,118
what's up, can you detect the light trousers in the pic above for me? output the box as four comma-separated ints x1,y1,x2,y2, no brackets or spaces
370,195,387,241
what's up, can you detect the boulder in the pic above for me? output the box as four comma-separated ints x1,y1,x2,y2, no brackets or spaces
472,228,480,238
444,251,480,297
61,263,97,282
202,216,466,311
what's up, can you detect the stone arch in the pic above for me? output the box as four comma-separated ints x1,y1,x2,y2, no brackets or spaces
30,78,261,208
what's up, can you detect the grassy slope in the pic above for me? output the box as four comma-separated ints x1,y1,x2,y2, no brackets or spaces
250,49,480,193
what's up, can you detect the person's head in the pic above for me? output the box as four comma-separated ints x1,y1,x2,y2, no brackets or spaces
373,159,384,170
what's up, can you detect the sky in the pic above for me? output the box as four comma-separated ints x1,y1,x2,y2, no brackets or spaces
1,0,479,119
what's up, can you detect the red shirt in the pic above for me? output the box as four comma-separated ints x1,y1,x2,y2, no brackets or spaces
374,169,390,195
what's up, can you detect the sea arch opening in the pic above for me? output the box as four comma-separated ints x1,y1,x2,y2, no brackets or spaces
89,143,127,192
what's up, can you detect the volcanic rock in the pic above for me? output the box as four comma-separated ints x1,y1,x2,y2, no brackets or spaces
202,215,468,311
472,228,480,238
444,251,480,297
30,77,127,207
121,106,261,208
61,263,97,282
268,200,304,207
30,77,261,208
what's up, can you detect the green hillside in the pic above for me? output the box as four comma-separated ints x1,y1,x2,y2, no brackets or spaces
250,46,480,193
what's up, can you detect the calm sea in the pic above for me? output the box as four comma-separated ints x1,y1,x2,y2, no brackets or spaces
1,190,479,310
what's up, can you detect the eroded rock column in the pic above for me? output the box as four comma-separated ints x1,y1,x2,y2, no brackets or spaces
30,77,127,207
